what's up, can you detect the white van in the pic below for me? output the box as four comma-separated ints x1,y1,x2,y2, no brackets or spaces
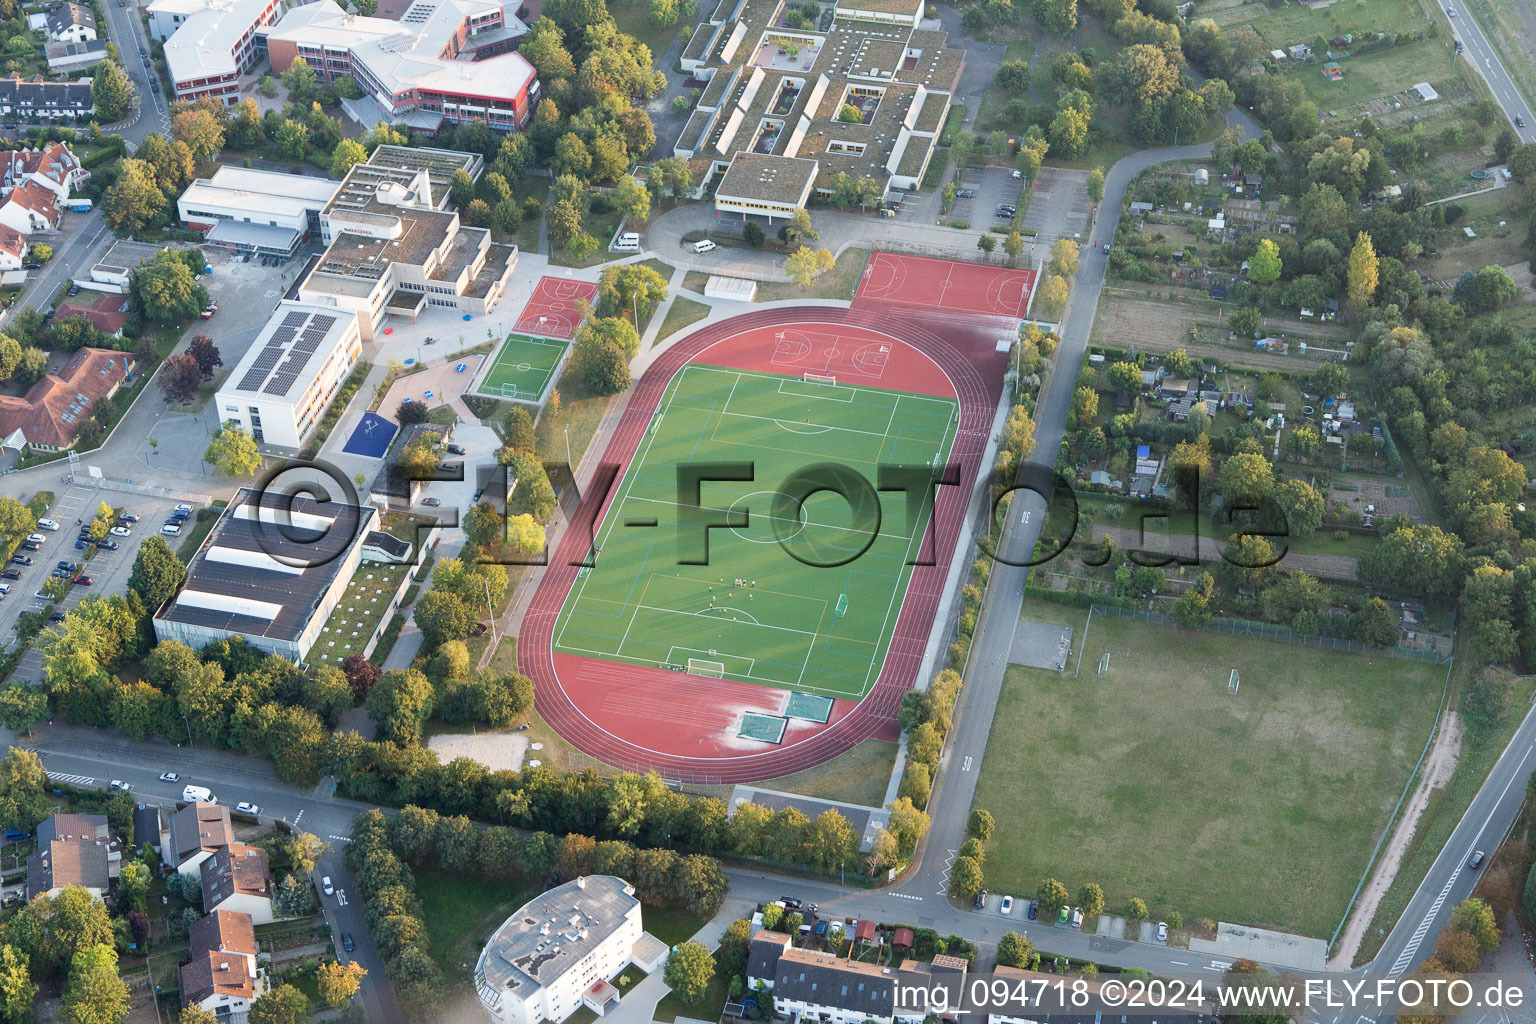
0,583,10,595
160,524,181,537
26,534,44,544
36,519,59,531
692,239,717,254
613,232,641,252
182,784,214,803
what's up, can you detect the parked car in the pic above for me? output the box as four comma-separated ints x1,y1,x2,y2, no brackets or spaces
159,772,179,782
974,889,988,910
780,896,803,910
109,526,131,537
1057,905,1069,924
160,524,181,537
0,570,19,581
1026,901,1038,920
1157,921,1168,942
341,932,355,953
174,504,193,513
20,541,40,551
36,518,59,531
66,283,79,297
236,801,259,815
445,443,465,455
422,497,441,507
956,189,975,199
97,540,118,551
1000,895,1014,915
48,612,64,622
322,876,335,897
56,561,74,572
110,780,131,791
73,575,93,586
118,513,140,523
1070,907,1083,928
10,555,32,565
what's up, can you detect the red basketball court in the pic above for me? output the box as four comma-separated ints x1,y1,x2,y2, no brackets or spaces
514,276,599,339
855,252,1036,318
519,304,1011,783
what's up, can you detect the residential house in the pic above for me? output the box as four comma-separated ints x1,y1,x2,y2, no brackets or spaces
164,801,234,876
45,3,96,41
0,74,93,120
180,910,267,1019
0,225,26,270
0,143,89,203
747,934,897,1024
0,181,60,234
52,291,130,335
46,39,108,72
200,843,273,924
0,347,132,453
25,813,112,901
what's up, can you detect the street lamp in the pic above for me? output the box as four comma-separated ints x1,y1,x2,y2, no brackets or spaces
483,576,498,646
564,422,572,469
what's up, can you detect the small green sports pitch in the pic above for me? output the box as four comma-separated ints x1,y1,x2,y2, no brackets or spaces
476,333,568,402
551,363,958,700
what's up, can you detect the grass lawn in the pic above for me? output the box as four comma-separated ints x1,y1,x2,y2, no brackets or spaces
756,739,898,808
756,247,871,302
505,177,549,254
1354,661,1531,964
175,507,219,560
656,296,711,342
1212,0,1432,46
641,902,713,946
682,270,711,293
655,969,730,1023
611,0,690,71
414,868,538,989
551,364,957,699
639,258,676,279
535,374,616,470
313,561,410,666
551,206,626,270
973,602,1445,937
1281,38,1460,109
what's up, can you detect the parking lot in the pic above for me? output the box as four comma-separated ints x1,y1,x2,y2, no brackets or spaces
5,485,203,683
1021,167,1094,243
947,165,1025,229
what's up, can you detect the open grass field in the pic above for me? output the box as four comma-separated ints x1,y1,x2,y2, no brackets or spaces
415,869,536,989
1279,38,1460,110
972,602,1445,937
552,363,958,700
478,333,569,402
1209,0,1429,45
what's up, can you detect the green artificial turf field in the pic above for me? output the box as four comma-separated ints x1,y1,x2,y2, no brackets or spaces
477,333,569,401
551,363,958,699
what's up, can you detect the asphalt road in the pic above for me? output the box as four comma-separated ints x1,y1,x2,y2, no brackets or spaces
98,0,171,147
1444,0,1536,142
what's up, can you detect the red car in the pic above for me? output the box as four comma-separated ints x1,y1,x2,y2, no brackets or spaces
72,574,93,586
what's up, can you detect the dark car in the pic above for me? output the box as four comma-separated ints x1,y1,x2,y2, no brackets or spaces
1027,900,1039,920
956,188,975,199
66,283,80,296
20,541,40,551
0,569,19,581
341,932,355,953
974,889,988,910
97,540,117,551
48,612,64,622
445,443,466,455
21,260,38,269
118,513,140,523
10,555,32,566
780,896,803,910
57,561,74,572
1520,117,1528,128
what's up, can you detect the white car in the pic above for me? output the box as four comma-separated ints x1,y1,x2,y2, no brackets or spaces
36,518,59,531
236,801,259,815
109,526,131,537
109,779,131,791
1000,895,1014,915
1157,921,1168,942
159,772,179,782
174,504,193,513
322,876,335,897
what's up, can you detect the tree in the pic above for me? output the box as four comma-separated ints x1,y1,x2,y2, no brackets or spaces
598,263,669,322
330,138,368,177
316,960,367,1009
62,944,127,1024
996,931,1037,969
1172,572,1214,628
976,234,996,258
92,59,135,122
1049,238,1079,277
171,107,224,159
1087,167,1105,203
1457,264,1519,312
187,335,222,378
785,247,835,285
249,984,310,1024
128,535,185,609
204,424,261,477
569,325,632,395
1229,306,1262,338
664,941,715,1002
1072,385,1098,422
132,250,207,325
967,808,995,840
1360,523,1463,599
0,747,50,833
1447,897,1500,954
1125,897,1148,921
412,591,474,651
1036,877,1070,912
785,206,818,244
158,354,201,403
1346,232,1378,307
507,513,545,557
997,59,1030,92
463,199,492,227
1218,452,1274,505
1035,275,1069,318
0,943,36,1024
1034,0,1076,34
340,653,382,698
0,685,48,735
613,174,651,223
1248,238,1281,284
103,159,166,233
280,58,317,104
949,855,983,900
1496,124,1519,161
1077,882,1105,917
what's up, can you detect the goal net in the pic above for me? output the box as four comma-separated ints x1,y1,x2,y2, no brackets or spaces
1098,653,1110,677
803,372,837,385
688,658,726,678
500,383,530,399
1228,669,1240,694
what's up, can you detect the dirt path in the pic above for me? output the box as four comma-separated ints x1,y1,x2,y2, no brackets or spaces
1091,525,1360,581
1329,713,1464,969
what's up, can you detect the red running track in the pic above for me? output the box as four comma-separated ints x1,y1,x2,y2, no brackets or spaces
514,276,599,339
518,306,1009,783
856,251,1037,319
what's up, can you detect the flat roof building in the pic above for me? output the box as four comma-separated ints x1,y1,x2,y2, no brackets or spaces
151,0,283,105
214,301,363,450
675,0,964,213
178,166,342,259
263,0,539,134
151,487,377,662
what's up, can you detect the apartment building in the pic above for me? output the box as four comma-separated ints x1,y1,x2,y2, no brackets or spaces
150,0,284,105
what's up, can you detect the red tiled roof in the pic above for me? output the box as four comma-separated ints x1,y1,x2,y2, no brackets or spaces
6,180,58,224
53,291,128,334
0,346,130,449
0,225,26,258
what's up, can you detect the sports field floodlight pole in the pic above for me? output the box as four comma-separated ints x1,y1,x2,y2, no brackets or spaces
564,423,572,469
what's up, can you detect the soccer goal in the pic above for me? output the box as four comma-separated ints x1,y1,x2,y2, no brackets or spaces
499,382,530,400
834,593,849,619
1098,653,1110,677
803,371,837,385
1228,669,1240,694
687,658,726,678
